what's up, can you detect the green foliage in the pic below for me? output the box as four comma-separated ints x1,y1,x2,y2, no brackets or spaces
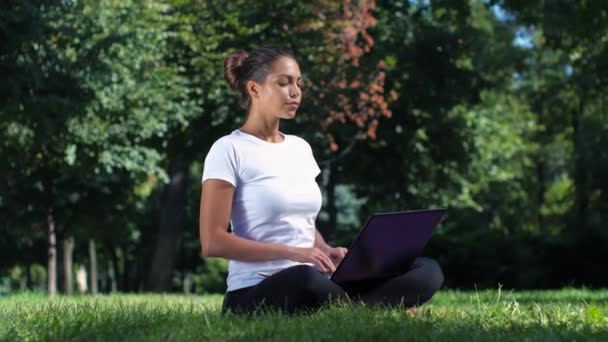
0,0,196,278
192,258,228,294
454,91,538,218
59,0,198,180
2,0,608,293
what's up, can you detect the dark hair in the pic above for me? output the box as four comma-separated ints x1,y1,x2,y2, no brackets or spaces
224,46,296,110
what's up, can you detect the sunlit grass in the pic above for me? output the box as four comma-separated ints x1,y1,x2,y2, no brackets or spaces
1,289,607,341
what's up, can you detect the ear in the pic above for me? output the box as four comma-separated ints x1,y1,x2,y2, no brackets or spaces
246,80,261,99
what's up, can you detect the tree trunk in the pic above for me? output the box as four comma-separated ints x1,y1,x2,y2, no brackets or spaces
19,271,26,290
136,248,146,292
122,243,133,292
572,93,588,232
76,264,88,294
183,272,192,294
536,160,546,231
25,263,32,290
47,207,57,296
109,260,118,293
107,241,121,291
100,270,107,293
89,239,98,295
324,161,338,239
123,243,140,292
62,237,74,295
146,157,190,291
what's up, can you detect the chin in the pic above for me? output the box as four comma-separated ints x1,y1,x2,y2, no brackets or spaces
281,112,296,119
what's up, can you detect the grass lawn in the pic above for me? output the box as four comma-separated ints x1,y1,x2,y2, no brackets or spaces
1,289,607,341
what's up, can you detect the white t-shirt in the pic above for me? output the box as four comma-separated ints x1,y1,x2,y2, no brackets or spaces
201,129,322,291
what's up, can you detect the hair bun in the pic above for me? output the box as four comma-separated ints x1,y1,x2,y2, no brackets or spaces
224,50,248,92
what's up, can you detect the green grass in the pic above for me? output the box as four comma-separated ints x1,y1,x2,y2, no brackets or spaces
1,289,607,341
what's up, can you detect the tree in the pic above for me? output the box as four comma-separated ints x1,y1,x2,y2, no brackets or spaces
0,0,196,295
495,0,608,286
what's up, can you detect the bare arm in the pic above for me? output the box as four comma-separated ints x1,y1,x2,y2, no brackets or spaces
200,179,290,260
314,229,331,254
199,179,335,271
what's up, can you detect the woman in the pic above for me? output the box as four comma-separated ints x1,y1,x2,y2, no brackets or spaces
199,46,443,315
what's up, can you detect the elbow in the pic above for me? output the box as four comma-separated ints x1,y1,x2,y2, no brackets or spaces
201,242,209,257
201,239,214,257
200,231,220,258
201,244,216,257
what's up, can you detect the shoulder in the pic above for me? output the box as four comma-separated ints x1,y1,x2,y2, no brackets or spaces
285,134,313,151
204,132,244,165
207,131,242,153
202,132,243,185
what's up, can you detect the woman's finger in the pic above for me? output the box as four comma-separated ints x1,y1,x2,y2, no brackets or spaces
310,251,327,272
318,248,336,272
322,253,336,272
316,256,329,272
313,251,331,272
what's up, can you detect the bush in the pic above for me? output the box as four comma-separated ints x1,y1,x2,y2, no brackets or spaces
193,257,228,294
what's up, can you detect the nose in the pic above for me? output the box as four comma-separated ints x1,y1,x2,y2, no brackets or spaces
290,85,301,98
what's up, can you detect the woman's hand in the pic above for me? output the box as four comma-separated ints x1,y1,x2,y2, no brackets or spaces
287,247,336,273
326,246,348,266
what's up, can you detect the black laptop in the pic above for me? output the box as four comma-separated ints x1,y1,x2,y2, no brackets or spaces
329,208,446,287
258,208,446,285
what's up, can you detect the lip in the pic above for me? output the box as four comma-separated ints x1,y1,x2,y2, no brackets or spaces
286,102,299,110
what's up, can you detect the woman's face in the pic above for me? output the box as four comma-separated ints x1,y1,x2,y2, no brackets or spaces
253,57,302,119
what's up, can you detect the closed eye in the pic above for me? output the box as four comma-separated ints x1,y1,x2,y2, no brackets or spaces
277,74,302,86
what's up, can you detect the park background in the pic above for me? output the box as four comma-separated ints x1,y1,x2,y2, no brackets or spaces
1,0,607,297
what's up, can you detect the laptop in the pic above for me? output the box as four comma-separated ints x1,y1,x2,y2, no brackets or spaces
329,208,446,287
259,208,447,286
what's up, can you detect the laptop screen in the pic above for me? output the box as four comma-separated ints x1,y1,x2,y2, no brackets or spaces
331,209,446,285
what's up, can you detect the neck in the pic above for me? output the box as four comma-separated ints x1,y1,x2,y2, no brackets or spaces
240,109,282,143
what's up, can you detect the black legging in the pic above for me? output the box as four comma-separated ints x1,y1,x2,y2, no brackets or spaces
222,257,444,314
